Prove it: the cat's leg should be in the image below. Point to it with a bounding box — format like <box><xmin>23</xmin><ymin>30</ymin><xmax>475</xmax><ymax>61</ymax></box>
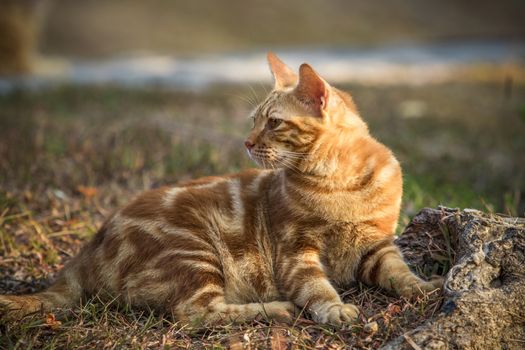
<box><xmin>164</xmin><ymin>264</ymin><xmax>295</xmax><ymax>325</ymax></box>
<box><xmin>357</xmin><ymin>239</ymin><xmax>443</xmax><ymax>297</ymax></box>
<box><xmin>277</xmin><ymin>249</ymin><xmax>359</xmax><ymax>326</ymax></box>
<box><xmin>173</xmin><ymin>282</ymin><xmax>296</xmax><ymax>325</ymax></box>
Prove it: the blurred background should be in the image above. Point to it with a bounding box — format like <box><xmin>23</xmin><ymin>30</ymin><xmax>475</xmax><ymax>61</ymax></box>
<box><xmin>0</xmin><ymin>0</ymin><xmax>524</xmax><ymax>247</ymax></box>
<box><xmin>0</xmin><ymin>2</ymin><xmax>524</xmax><ymax>346</ymax></box>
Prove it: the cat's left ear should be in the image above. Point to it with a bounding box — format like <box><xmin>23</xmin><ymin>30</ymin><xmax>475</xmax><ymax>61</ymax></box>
<box><xmin>267</xmin><ymin>52</ymin><xmax>298</xmax><ymax>90</ymax></box>
<box><xmin>294</xmin><ymin>63</ymin><xmax>336</xmax><ymax>116</ymax></box>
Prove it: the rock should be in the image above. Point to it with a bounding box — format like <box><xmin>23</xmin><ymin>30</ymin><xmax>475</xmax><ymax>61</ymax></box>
<box><xmin>383</xmin><ymin>207</ymin><xmax>525</xmax><ymax>350</ymax></box>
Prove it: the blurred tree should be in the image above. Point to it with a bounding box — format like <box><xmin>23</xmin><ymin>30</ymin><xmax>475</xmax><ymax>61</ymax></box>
<box><xmin>0</xmin><ymin>0</ymin><xmax>48</xmax><ymax>75</ymax></box>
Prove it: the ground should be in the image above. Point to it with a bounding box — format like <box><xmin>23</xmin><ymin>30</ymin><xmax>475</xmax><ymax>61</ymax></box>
<box><xmin>0</xmin><ymin>82</ymin><xmax>524</xmax><ymax>348</ymax></box>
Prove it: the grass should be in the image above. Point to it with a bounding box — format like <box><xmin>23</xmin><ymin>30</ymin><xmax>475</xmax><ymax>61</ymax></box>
<box><xmin>1</xmin><ymin>289</ymin><xmax>443</xmax><ymax>349</ymax></box>
<box><xmin>0</xmin><ymin>81</ymin><xmax>524</xmax><ymax>348</ymax></box>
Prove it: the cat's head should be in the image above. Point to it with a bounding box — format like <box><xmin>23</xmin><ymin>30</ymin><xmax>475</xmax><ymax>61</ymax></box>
<box><xmin>245</xmin><ymin>52</ymin><xmax>368</xmax><ymax>174</ymax></box>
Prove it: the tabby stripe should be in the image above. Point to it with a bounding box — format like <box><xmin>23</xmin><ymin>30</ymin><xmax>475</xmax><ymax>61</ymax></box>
<box><xmin>362</xmin><ymin>212</ymin><xmax>399</xmax><ymax>235</ymax></box>
<box><xmin>283</xmin><ymin>120</ymin><xmax>309</xmax><ymax>133</ymax></box>
<box><xmin>282</xmin><ymin>253</ymin><xmax>322</xmax><ymax>282</ymax></box>
<box><xmin>178</xmin><ymin>260</ymin><xmax>223</xmax><ymax>275</ymax></box>
<box><xmin>228</xmin><ymin>179</ymin><xmax>244</xmax><ymax>220</ymax></box>
<box><xmin>274</xmin><ymin>134</ymin><xmax>304</xmax><ymax>148</ymax></box>
<box><xmin>155</xmin><ymin>250</ymin><xmax>220</xmax><ymax>265</ymax></box>
<box><xmin>186</xmin><ymin>284</ymin><xmax>224</xmax><ymax>306</ymax></box>
<box><xmin>286</xmin><ymin>175</ymin><xmax>337</xmax><ymax>195</ymax></box>
<box><xmin>366</xmin><ymin>249</ymin><xmax>400</xmax><ymax>284</ymax></box>
<box><xmin>163</xmin><ymin>187</ymin><xmax>183</xmax><ymax>208</ymax></box>
<box><xmin>357</xmin><ymin>239</ymin><xmax>394</xmax><ymax>281</ymax></box>
<box><xmin>287</xmin><ymin>266</ymin><xmax>326</xmax><ymax>289</ymax></box>
<box><xmin>192</xmin><ymin>291</ymin><xmax>223</xmax><ymax>308</ymax></box>
<box><xmin>375</xmin><ymin>160</ymin><xmax>399</xmax><ymax>185</ymax></box>
<box><xmin>283</xmin><ymin>180</ymin><xmax>311</xmax><ymax>209</ymax></box>
<box><xmin>283</xmin><ymin>122</ymin><xmax>319</xmax><ymax>138</ymax></box>
<box><xmin>162</xmin><ymin>226</ymin><xmax>215</xmax><ymax>251</ymax></box>
<box><xmin>154</xmin><ymin>252</ymin><xmax>221</xmax><ymax>271</ymax></box>
<box><xmin>353</xmin><ymin>170</ymin><xmax>375</xmax><ymax>190</ymax></box>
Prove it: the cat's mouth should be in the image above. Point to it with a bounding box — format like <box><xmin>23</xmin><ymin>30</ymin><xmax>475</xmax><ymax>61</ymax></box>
<box><xmin>248</xmin><ymin>148</ymin><xmax>301</xmax><ymax>171</ymax></box>
<box><xmin>248</xmin><ymin>148</ymin><xmax>276</xmax><ymax>169</ymax></box>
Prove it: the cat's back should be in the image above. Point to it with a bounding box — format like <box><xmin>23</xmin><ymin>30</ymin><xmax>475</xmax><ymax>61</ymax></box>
<box><xmin>120</xmin><ymin>168</ymin><xmax>270</xmax><ymax>225</ymax></box>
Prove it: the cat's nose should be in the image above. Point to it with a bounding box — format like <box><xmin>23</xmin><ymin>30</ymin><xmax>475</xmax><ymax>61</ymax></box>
<box><xmin>244</xmin><ymin>140</ymin><xmax>254</xmax><ymax>150</ymax></box>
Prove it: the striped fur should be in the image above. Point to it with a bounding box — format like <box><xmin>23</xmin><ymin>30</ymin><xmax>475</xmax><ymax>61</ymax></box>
<box><xmin>0</xmin><ymin>53</ymin><xmax>442</xmax><ymax>326</ymax></box>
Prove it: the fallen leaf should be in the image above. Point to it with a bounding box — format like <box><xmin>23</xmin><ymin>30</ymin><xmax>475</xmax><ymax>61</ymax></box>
<box><xmin>45</xmin><ymin>313</ymin><xmax>62</xmax><ymax>329</ymax></box>
<box><xmin>386</xmin><ymin>303</ymin><xmax>402</xmax><ymax>316</ymax></box>
<box><xmin>77</xmin><ymin>186</ymin><xmax>98</xmax><ymax>198</ymax></box>
<box><xmin>271</xmin><ymin>328</ymin><xmax>288</xmax><ymax>350</ymax></box>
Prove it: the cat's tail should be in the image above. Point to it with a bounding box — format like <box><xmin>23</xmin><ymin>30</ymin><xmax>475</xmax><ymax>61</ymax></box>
<box><xmin>0</xmin><ymin>269</ymin><xmax>83</xmax><ymax>320</ymax></box>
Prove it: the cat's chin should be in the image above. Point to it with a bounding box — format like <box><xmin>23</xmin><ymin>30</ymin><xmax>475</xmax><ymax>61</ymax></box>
<box><xmin>247</xmin><ymin>152</ymin><xmax>279</xmax><ymax>170</ymax></box>
<box><xmin>252</xmin><ymin>158</ymin><xmax>274</xmax><ymax>169</ymax></box>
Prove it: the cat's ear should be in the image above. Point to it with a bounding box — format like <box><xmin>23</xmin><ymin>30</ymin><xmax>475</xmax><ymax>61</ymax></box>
<box><xmin>294</xmin><ymin>63</ymin><xmax>333</xmax><ymax>115</ymax></box>
<box><xmin>267</xmin><ymin>52</ymin><xmax>297</xmax><ymax>90</ymax></box>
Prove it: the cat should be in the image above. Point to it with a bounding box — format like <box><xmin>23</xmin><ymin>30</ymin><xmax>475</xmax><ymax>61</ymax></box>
<box><xmin>0</xmin><ymin>52</ymin><xmax>442</xmax><ymax>326</ymax></box>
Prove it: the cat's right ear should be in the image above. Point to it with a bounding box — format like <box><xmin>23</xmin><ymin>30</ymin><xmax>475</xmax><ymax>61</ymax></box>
<box><xmin>267</xmin><ymin>52</ymin><xmax>298</xmax><ymax>90</ymax></box>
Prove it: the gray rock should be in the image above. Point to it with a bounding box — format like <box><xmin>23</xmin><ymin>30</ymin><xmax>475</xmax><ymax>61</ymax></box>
<box><xmin>383</xmin><ymin>207</ymin><xmax>525</xmax><ymax>350</ymax></box>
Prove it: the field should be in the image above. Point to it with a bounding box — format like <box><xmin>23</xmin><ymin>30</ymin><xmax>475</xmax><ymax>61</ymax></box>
<box><xmin>0</xmin><ymin>81</ymin><xmax>524</xmax><ymax>348</ymax></box>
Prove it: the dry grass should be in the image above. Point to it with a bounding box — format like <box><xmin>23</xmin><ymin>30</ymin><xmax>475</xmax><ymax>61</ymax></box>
<box><xmin>0</xmin><ymin>82</ymin><xmax>523</xmax><ymax>348</ymax></box>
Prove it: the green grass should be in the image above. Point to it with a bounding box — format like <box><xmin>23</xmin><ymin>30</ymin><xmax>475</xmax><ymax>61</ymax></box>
<box><xmin>0</xmin><ymin>82</ymin><xmax>524</xmax><ymax>348</ymax></box>
<box><xmin>1</xmin><ymin>83</ymin><xmax>523</xmax><ymax>215</ymax></box>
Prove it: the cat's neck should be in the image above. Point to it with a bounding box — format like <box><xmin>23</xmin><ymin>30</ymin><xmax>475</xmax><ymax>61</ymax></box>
<box><xmin>295</xmin><ymin>126</ymin><xmax>383</xmax><ymax>186</ymax></box>
<box><xmin>280</xmin><ymin>127</ymin><xmax>400</xmax><ymax>224</ymax></box>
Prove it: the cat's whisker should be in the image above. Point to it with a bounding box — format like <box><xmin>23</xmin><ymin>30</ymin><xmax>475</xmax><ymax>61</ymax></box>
<box><xmin>276</xmin><ymin>149</ymin><xmax>308</xmax><ymax>154</ymax></box>
<box><xmin>258</xmin><ymin>81</ymin><xmax>270</xmax><ymax>96</ymax></box>
<box><xmin>247</xmin><ymin>84</ymin><xmax>261</xmax><ymax>106</ymax></box>
<box><xmin>273</xmin><ymin>156</ymin><xmax>302</xmax><ymax>175</ymax></box>
<box><xmin>277</xmin><ymin>153</ymin><xmax>306</xmax><ymax>158</ymax></box>
<box><xmin>278</xmin><ymin>154</ymin><xmax>307</xmax><ymax>161</ymax></box>
<box><xmin>231</xmin><ymin>93</ymin><xmax>257</xmax><ymax>108</ymax></box>
<box><xmin>276</xmin><ymin>150</ymin><xmax>309</xmax><ymax>157</ymax></box>
<box><xmin>276</xmin><ymin>151</ymin><xmax>309</xmax><ymax>163</ymax></box>
<box><xmin>234</xmin><ymin>95</ymin><xmax>257</xmax><ymax>108</ymax></box>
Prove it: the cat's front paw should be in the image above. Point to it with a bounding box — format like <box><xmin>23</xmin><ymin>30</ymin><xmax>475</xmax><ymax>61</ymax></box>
<box><xmin>398</xmin><ymin>276</ymin><xmax>444</xmax><ymax>298</ymax></box>
<box><xmin>312</xmin><ymin>302</ymin><xmax>359</xmax><ymax>326</ymax></box>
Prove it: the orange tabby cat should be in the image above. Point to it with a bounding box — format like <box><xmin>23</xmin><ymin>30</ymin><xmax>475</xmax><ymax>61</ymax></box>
<box><xmin>0</xmin><ymin>53</ymin><xmax>441</xmax><ymax>326</ymax></box>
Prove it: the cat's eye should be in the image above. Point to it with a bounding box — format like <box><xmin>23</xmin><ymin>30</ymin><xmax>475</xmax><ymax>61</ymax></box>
<box><xmin>267</xmin><ymin>118</ymin><xmax>282</xmax><ymax>130</ymax></box>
